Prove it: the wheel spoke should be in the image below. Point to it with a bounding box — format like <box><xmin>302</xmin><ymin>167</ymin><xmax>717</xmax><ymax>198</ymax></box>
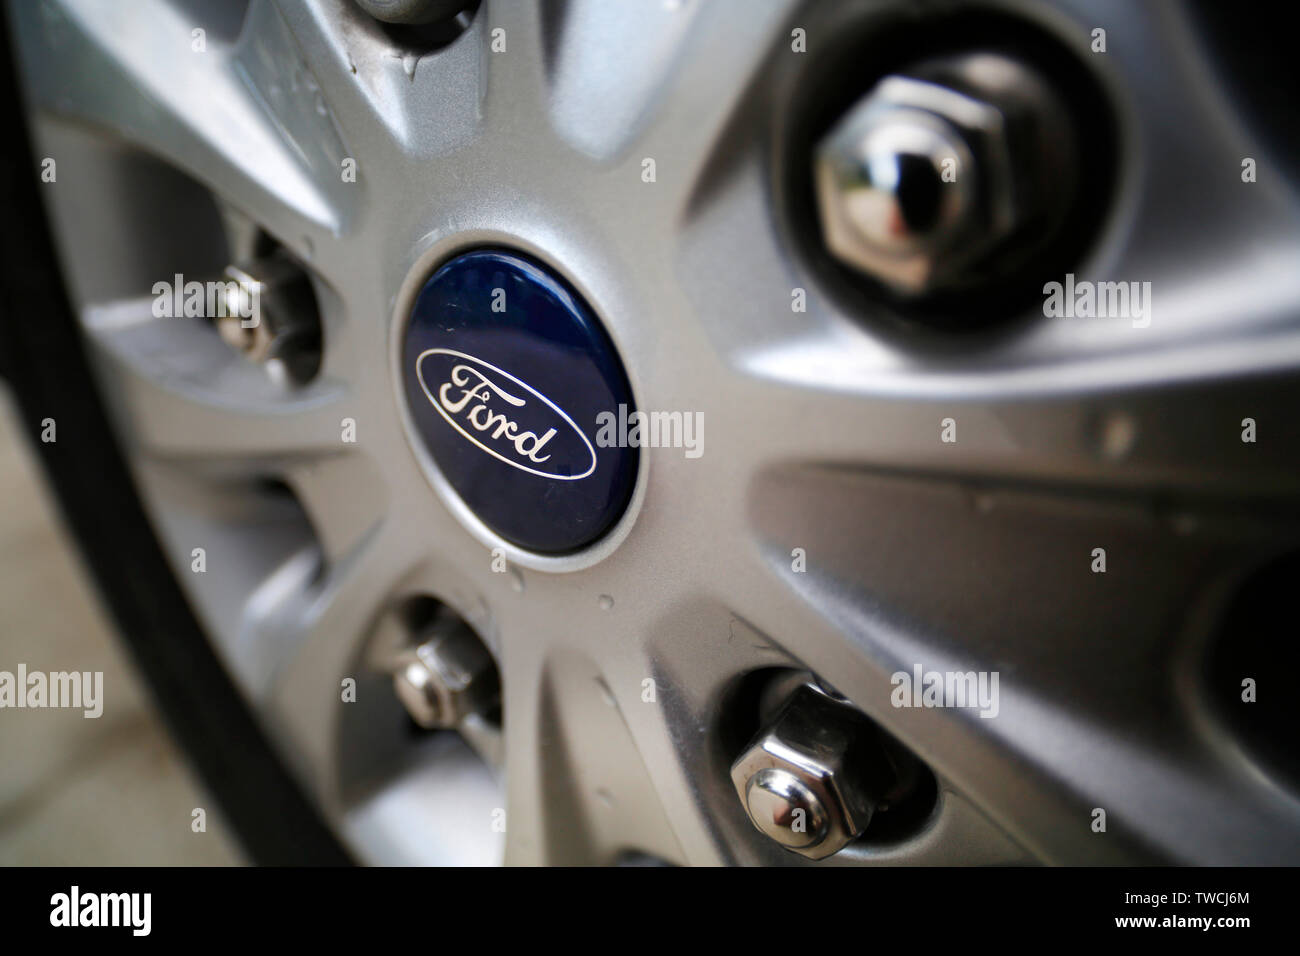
<box><xmin>12</xmin><ymin>0</ymin><xmax>345</xmax><ymax>241</ymax></box>
<box><xmin>725</xmin><ymin>347</ymin><xmax>1300</xmax><ymax>498</ymax></box>
<box><xmin>261</xmin><ymin>516</ymin><xmax>424</xmax><ymax>807</ymax></box>
<box><xmin>81</xmin><ymin>298</ymin><xmax>357</xmax><ymax>472</ymax></box>
<box><xmin>276</xmin><ymin>0</ymin><xmax>488</xmax><ymax>160</ymax></box>
<box><xmin>493</xmin><ymin>612</ymin><xmax>724</xmax><ymax>866</ymax></box>
<box><xmin>630</xmin><ymin>0</ymin><xmax>801</xmax><ymax>219</ymax></box>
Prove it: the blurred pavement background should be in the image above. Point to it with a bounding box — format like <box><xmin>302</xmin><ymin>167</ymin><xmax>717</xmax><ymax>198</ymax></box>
<box><xmin>0</xmin><ymin>386</ymin><xmax>242</xmax><ymax>864</ymax></box>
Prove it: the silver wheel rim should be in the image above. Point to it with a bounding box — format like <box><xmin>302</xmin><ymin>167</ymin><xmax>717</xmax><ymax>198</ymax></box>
<box><xmin>11</xmin><ymin>0</ymin><xmax>1300</xmax><ymax>865</ymax></box>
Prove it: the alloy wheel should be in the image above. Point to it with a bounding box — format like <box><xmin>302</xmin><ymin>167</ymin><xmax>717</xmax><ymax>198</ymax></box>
<box><xmin>8</xmin><ymin>0</ymin><xmax>1300</xmax><ymax>865</ymax></box>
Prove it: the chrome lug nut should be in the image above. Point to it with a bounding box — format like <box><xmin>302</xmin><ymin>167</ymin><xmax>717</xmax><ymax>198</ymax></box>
<box><xmin>730</xmin><ymin>681</ymin><xmax>887</xmax><ymax>860</ymax></box>
<box><xmin>814</xmin><ymin>52</ymin><xmax>1078</xmax><ymax>297</ymax></box>
<box><xmin>215</xmin><ymin>253</ymin><xmax>321</xmax><ymax>384</ymax></box>
<box><xmin>214</xmin><ymin>264</ymin><xmax>275</xmax><ymax>362</ymax></box>
<box><xmin>744</xmin><ymin>767</ymin><xmax>829</xmax><ymax>850</ymax></box>
<box><xmin>392</xmin><ymin>614</ymin><xmax>499</xmax><ymax>729</ymax></box>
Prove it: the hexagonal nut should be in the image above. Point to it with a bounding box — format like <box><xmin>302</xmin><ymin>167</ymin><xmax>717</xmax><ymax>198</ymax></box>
<box><xmin>813</xmin><ymin>53</ymin><xmax>1075</xmax><ymax>296</ymax></box>
<box><xmin>217</xmin><ymin>256</ymin><xmax>320</xmax><ymax>373</ymax></box>
<box><xmin>216</xmin><ymin>265</ymin><xmax>274</xmax><ymax>361</ymax></box>
<box><xmin>392</xmin><ymin>624</ymin><xmax>498</xmax><ymax>729</ymax></box>
<box><xmin>730</xmin><ymin>683</ymin><xmax>882</xmax><ymax>860</ymax></box>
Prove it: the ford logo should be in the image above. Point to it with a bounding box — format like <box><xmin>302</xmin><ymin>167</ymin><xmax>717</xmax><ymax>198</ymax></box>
<box><xmin>401</xmin><ymin>249</ymin><xmax>637</xmax><ymax>554</ymax></box>
<box><xmin>414</xmin><ymin>348</ymin><xmax>597</xmax><ymax>480</ymax></box>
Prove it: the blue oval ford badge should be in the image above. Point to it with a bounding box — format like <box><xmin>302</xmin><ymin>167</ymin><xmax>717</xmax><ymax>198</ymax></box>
<box><xmin>401</xmin><ymin>249</ymin><xmax>637</xmax><ymax>554</ymax></box>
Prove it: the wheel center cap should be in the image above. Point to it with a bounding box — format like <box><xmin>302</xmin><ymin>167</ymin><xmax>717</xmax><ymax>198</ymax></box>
<box><xmin>401</xmin><ymin>249</ymin><xmax>637</xmax><ymax>554</ymax></box>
